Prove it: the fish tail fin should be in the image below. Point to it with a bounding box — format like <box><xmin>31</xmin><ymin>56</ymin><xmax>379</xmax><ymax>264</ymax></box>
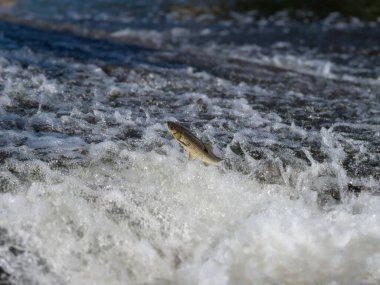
<box><xmin>205</xmin><ymin>143</ymin><xmax>223</xmax><ymax>163</ymax></box>
<box><xmin>204</xmin><ymin>143</ymin><xmax>212</xmax><ymax>154</ymax></box>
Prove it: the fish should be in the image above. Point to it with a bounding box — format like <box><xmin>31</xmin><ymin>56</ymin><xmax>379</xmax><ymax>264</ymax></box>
<box><xmin>167</xmin><ymin>121</ymin><xmax>223</xmax><ymax>165</ymax></box>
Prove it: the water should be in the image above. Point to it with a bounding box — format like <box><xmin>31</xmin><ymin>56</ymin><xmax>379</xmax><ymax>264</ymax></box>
<box><xmin>0</xmin><ymin>1</ymin><xmax>380</xmax><ymax>284</ymax></box>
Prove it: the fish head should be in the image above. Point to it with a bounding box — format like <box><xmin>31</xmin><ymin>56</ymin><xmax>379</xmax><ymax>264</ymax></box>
<box><xmin>167</xmin><ymin>121</ymin><xmax>182</xmax><ymax>139</ymax></box>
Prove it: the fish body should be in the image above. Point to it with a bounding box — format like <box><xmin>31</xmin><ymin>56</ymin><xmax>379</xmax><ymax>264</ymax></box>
<box><xmin>167</xmin><ymin>121</ymin><xmax>222</xmax><ymax>165</ymax></box>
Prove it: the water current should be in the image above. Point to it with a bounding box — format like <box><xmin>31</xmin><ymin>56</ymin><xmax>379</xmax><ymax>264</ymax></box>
<box><xmin>0</xmin><ymin>1</ymin><xmax>379</xmax><ymax>284</ymax></box>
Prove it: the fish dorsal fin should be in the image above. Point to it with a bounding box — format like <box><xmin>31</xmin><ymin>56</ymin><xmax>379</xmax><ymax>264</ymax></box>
<box><xmin>204</xmin><ymin>143</ymin><xmax>213</xmax><ymax>154</ymax></box>
<box><xmin>188</xmin><ymin>152</ymin><xmax>194</xmax><ymax>160</ymax></box>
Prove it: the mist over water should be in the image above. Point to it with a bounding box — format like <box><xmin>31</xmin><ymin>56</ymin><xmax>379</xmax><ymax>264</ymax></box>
<box><xmin>0</xmin><ymin>1</ymin><xmax>380</xmax><ymax>284</ymax></box>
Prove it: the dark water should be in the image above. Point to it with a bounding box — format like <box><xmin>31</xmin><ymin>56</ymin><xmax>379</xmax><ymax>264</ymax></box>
<box><xmin>0</xmin><ymin>1</ymin><xmax>379</xmax><ymax>284</ymax></box>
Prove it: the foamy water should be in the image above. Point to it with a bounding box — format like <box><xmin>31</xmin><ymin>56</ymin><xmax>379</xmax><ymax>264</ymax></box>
<box><xmin>0</xmin><ymin>2</ymin><xmax>380</xmax><ymax>284</ymax></box>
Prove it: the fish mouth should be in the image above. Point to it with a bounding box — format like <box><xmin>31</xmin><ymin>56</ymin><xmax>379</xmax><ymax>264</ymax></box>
<box><xmin>167</xmin><ymin>121</ymin><xmax>182</xmax><ymax>139</ymax></box>
<box><xmin>167</xmin><ymin>121</ymin><xmax>178</xmax><ymax>132</ymax></box>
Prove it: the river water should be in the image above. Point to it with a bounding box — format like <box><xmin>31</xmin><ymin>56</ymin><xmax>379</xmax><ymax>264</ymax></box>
<box><xmin>0</xmin><ymin>1</ymin><xmax>380</xmax><ymax>284</ymax></box>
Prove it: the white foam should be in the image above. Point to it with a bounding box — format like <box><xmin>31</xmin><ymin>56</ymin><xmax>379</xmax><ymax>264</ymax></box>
<box><xmin>111</xmin><ymin>28</ymin><xmax>163</xmax><ymax>47</ymax></box>
<box><xmin>1</xmin><ymin>146</ymin><xmax>379</xmax><ymax>284</ymax></box>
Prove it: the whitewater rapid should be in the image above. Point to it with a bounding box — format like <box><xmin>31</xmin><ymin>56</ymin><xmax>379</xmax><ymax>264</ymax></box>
<box><xmin>1</xmin><ymin>141</ymin><xmax>380</xmax><ymax>284</ymax></box>
<box><xmin>1</xmin><ymin>2</ymin><xmax>380</xmax><ymax>284</ymax></box>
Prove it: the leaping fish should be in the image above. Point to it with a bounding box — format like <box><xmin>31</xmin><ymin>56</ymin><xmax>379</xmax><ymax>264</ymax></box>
<box><xmin>167</xmin><ymin>121</ymin><xmax>223</xmax><ymax>165</ymax></box>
